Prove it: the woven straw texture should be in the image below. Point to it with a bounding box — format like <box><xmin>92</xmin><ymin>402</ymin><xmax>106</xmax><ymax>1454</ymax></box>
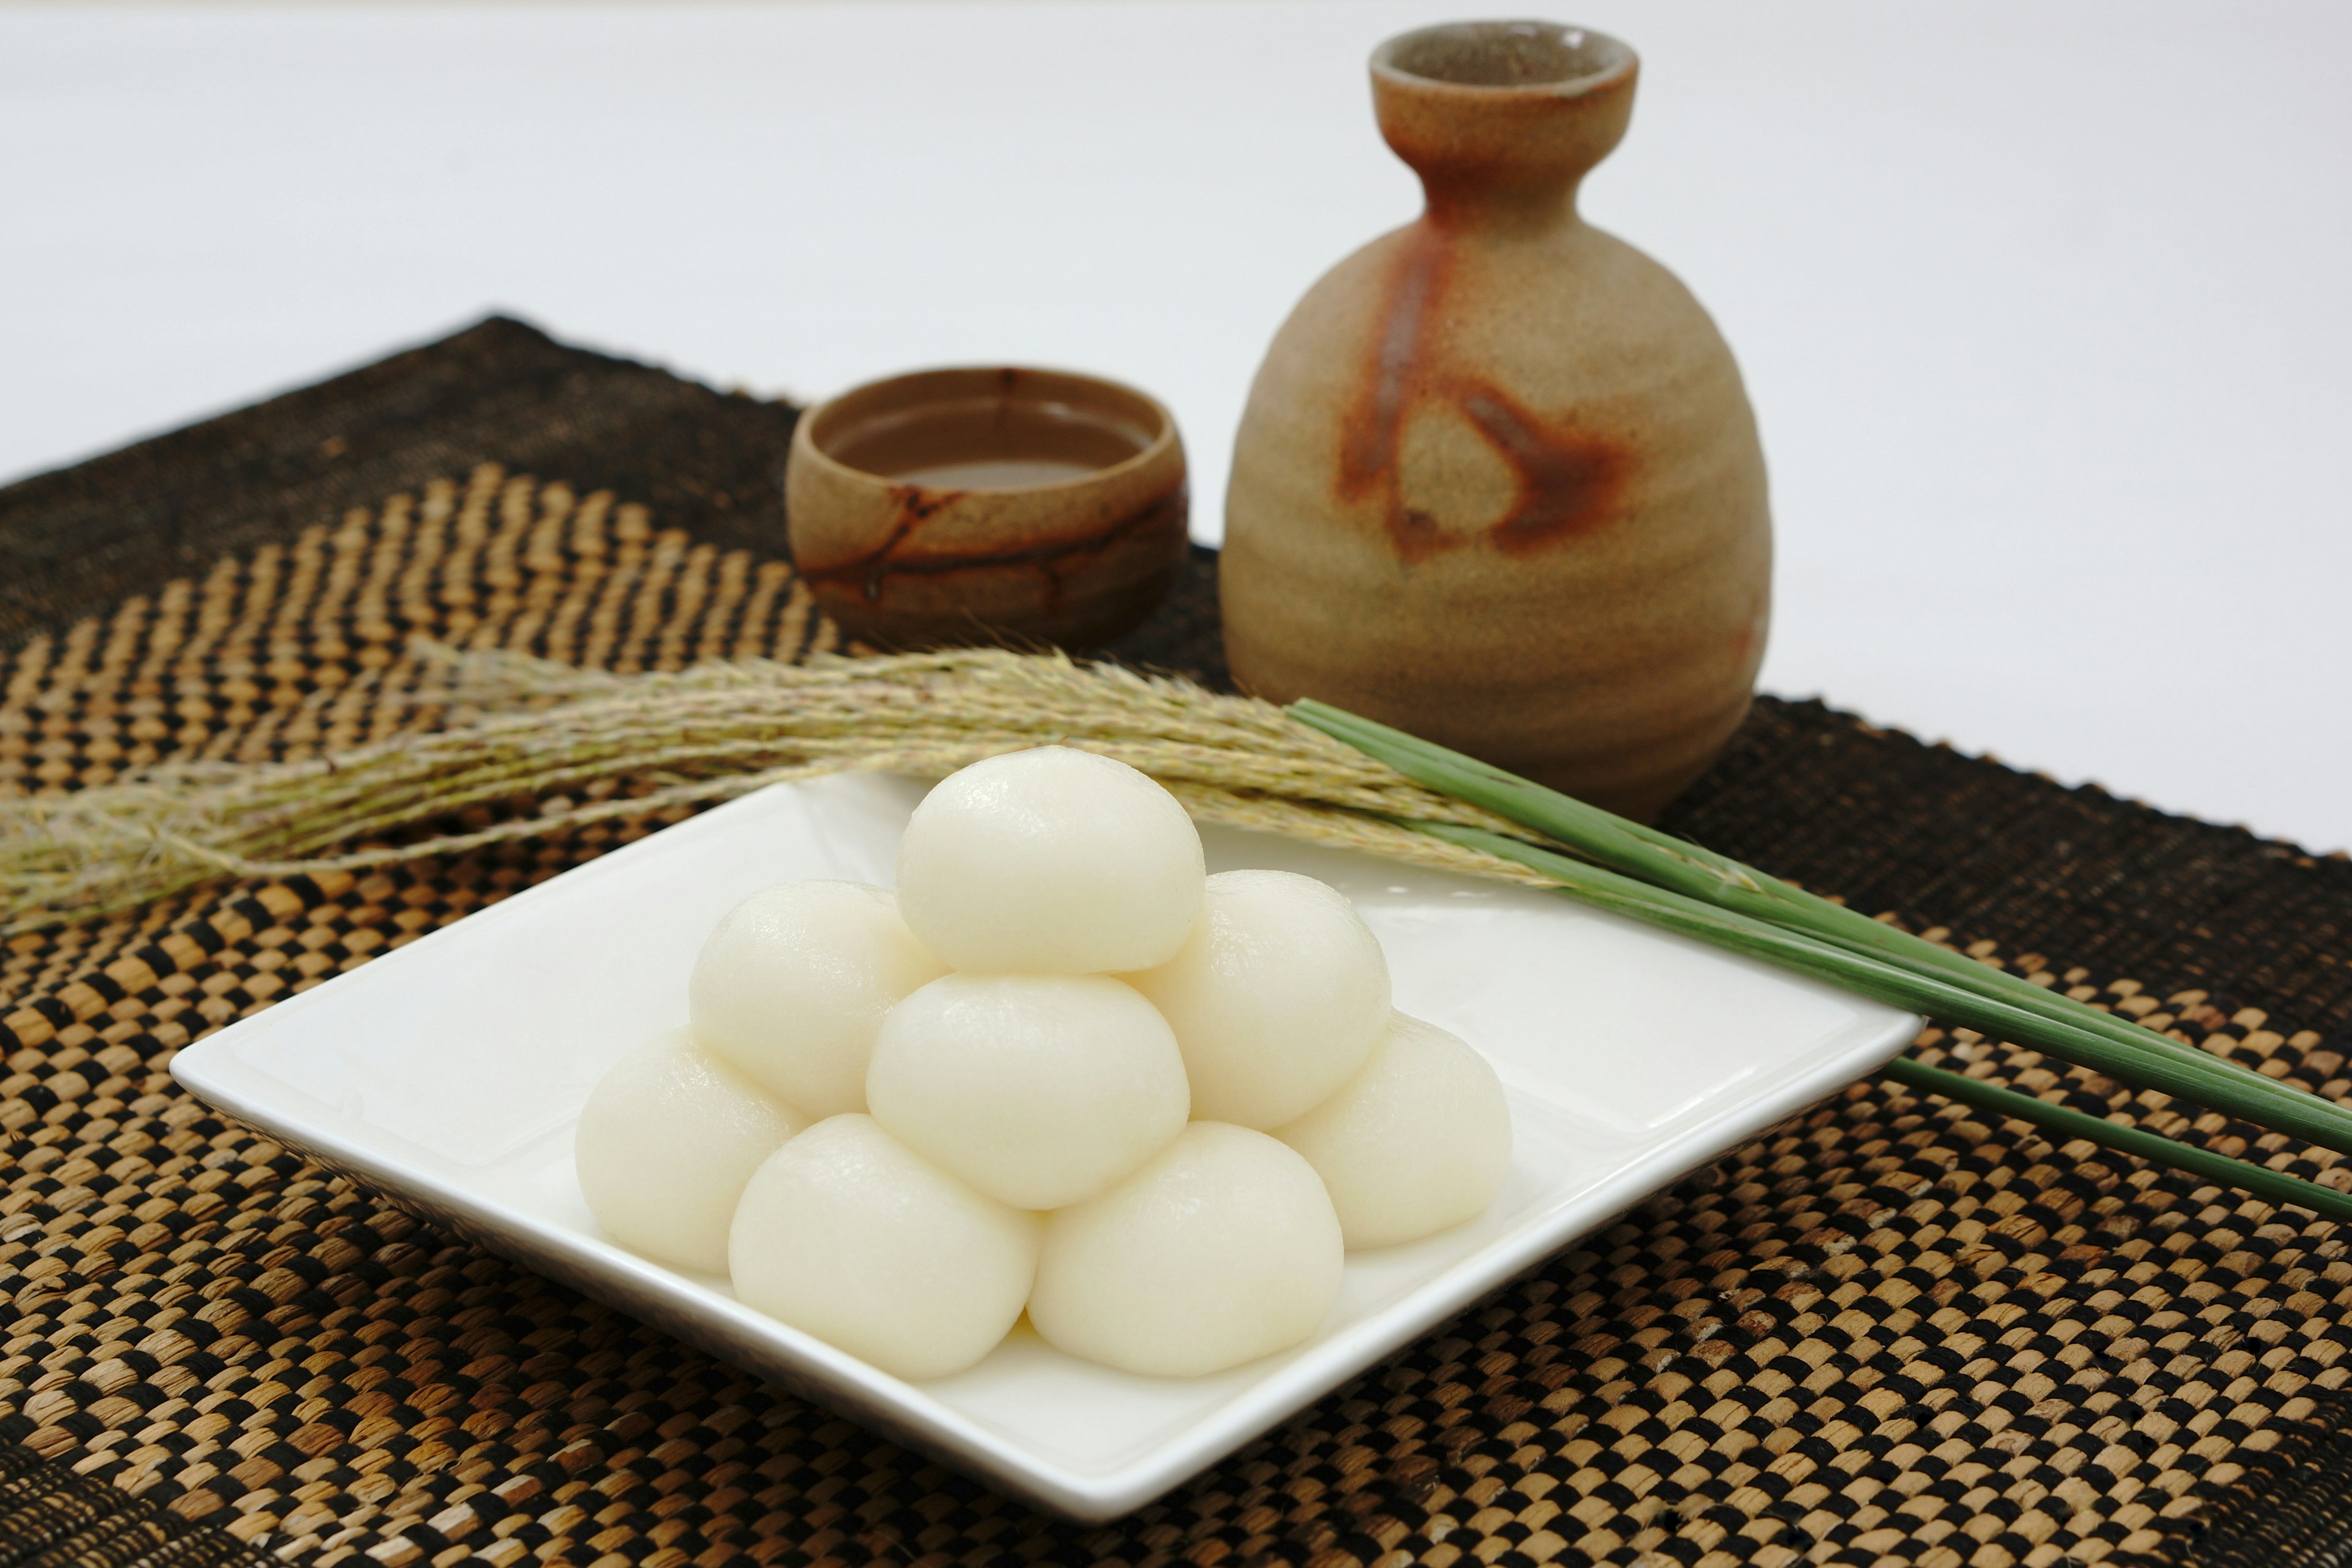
<box><xmin>3</xmin><ymin>318</ymin><xmax>2349</xmax><ymax>1568</ymax></box>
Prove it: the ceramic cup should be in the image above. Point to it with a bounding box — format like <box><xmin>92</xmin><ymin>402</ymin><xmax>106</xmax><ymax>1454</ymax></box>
<box><xmin>786</xmin><ymin>366</ymin><xmax>1189</xmax><ymax>650</ymax></box>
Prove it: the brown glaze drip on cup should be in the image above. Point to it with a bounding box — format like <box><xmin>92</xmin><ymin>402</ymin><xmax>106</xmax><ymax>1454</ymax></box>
<box><xmin>788</xmin><ymin>368</ymin><xmax>1189</xmax><ymax>651</ymax></box>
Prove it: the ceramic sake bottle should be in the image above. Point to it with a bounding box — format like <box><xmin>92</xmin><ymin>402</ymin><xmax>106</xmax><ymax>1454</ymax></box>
<box><xmin>1221</xmin><ymin>21</ymin><xmax>1770</xmax><ymax>821</ymax></box>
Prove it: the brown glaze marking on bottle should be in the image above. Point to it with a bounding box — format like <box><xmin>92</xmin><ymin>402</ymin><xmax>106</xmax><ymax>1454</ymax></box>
<box><xmin>1339</xmin><ymin>224</ymin><xmax>1626</xmax><ymax>563</ymax></box>
<box><xmin>1222</xmin><ymin>22</ymin><xmax>1771</xmax><ymax>821</ymax></box>
<box><xmin>1336</xmin><ymin>225</ymin><xmax>1451</xmax><ymax>514</ymax></box>
<box><xmin>1455</xmin><ymin>384</ymin><xmax>1624</xmax><ymax>555</ymax></box>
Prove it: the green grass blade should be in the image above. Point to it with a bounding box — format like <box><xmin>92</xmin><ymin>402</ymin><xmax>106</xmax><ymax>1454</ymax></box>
<box><xmin>1292</xmin><ymin>699</ymin><xmax>2352</xmax><ymax>1153</ymax></box>
<box><xmin>1882</xmin><ymin>1057</ymin><xmax>2352</xmax><ymax>1224</ymax></box>
<box><xmin>1411</xmin><ymin>820</ymin><xmax>2352</xmax><ymax>1157</ymax></box>
<box><xmin>1299</xmin><ymin>699</ymin><xmax>2217</xmax><ymax>1049</ymax></box>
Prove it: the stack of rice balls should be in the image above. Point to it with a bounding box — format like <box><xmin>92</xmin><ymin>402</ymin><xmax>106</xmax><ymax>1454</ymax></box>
<box><xmin>575</xmin><ymin>747</ymin><xmax>1512</xmax><ymax>1381</ymax></box>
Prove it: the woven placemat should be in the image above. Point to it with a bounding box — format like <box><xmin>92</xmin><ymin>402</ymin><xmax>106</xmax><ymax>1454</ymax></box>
<box><xmin>3</xmin><ymin>317</ymin><xmax>2349</xmax><ymax>1568</ymax></box>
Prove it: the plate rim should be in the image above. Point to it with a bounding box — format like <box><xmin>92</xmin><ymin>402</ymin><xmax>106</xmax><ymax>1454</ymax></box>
<box><xmin>170</xmin><ymin>777</ymin><xmax>1923</xmax><ymax>1522</ymax></box>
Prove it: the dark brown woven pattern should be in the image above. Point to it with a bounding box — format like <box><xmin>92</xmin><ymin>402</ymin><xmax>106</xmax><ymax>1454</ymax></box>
<box><xmin>1658</xmin><ymin>712</ymin><xmax>2352</xmax><ymax>1039</ymax></box>
<box><xmin>2173</xmin><ymin>1391</ymin><xmax>2352</xmax><ymax>1567</ymax></box>
<box><xmin>0</xmin><ymin>1431</ymin><xmax>272</xmax><ymax>1568</ymax></box>
<box><xmin>3</xmin><ymin>318</ymin><xmax>2350</xmax><ymax>1568</ymax></box>
<box><xmin>0</xmin><ymin>318</ymin><xmax>813</xmax><ymax>654</ymax></box>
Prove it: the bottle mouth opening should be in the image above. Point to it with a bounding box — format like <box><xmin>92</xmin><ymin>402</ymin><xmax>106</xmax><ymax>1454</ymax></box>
<box><xmin>1374</xmin><ymin>20</ymin><xmax>1634</xmax><ymax>92</ymax></box>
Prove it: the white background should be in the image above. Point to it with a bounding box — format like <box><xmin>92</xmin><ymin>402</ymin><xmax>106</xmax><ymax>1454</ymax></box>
<box><xmin>5</xmin><ymin>1</ymin><xmax>2348</xmax><ymax>850</ymax></box>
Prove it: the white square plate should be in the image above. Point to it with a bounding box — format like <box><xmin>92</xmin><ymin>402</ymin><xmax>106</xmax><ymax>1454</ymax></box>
<box><xmin>173</xmin><ymin>773</ymin><xmax>1919</xmax><ymax>1521</ymax></box>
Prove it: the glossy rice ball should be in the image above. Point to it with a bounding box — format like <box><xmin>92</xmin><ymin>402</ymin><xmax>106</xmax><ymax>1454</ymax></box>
<box><xmin>1125</xmin><ymin>869</ymin><xmax>1391</xmax><ymax>1128</ymax></box>
<box><xmin>690</xmin><ymin>881</ymin><xmax>948</xmax><ymax>1119</ymax></box>
<box><xmin>1274</xmin><ymin>1012</ymin><xmax>1512</xmax><ymax>1248</ymax></box>
<box><xmin>1027</xmin><ymin>1122</ymin><xmax>1343</xmax><ymax>1377</ymax></box>
<box><xmin>894</xmin><ymin>747</ymin><xmax>1205</xmax><ymax>974</ymax></box>
<box><xmin>575</xmin><ymin>1027</ymin><xmax>805</xmax><ymax>1274</ymax></box>
<box><xmin>867</xmin><ymin>974</ymin><xmax>1189</xmax><ymax>1210</ymax></box>
<box><xmin>729</xmin><ymin>1115</ymin><xmax>1040</xmax><ymax>1381</ymax></box>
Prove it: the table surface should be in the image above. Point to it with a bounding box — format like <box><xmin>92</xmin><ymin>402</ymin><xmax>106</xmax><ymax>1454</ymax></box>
<box><xmin>6</xmin><ymin>0</ymin><xmax>2348</xmax><ymax>852</ymax></box>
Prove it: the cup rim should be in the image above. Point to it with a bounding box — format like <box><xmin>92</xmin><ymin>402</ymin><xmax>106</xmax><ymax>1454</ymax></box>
<box><xmin>793</xmin><ymin>365</ymin><xmax>1182</xmax><ymax>496</ymax></box>
<box><xmin>1371</xmin><ymin>20</ymin><xmax>1636</xmax><ymax>99</ymax></box>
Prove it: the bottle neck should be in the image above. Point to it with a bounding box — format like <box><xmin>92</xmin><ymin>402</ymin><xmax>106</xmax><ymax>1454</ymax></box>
<box><xmin>1419</xmin><ymin>171</ymin><xmax>1582</xmax><ymax>240</ymax></box>
<box><xmin>1370</xmin><ymin>29</ymin><xmax>1637</xmax><ymax>246</ymax></box>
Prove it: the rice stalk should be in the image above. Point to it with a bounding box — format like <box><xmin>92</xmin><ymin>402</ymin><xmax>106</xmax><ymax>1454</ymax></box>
<box><xmin>8</xmin><ymin>640</ymin><xmax>2340</xmax><ymax>1221</ymax></box>
<box><xmin>0</xmin><ymin>643</ymin><xmax>1554</xmax><ymax>934</ymax></box>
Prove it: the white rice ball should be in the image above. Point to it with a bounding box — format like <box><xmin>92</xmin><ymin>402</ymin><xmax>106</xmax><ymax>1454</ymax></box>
<box><xmin>1274</xmin><ymin>1012</ymin><xmax>1513</xmax><ymax>1249</ymax></box>
<box><xmin>867</xmin><ymin>974</ymin><xmax>1189</xmax><ymax>1210</ymax></box>
<box><xmin>1124</xmin><ymin>869</ymin><xmax>1391</xmax><ymax>1129</ymax></box>
<box><xmin>729</xmin><ymin>1115</ymin><xmax>1040</xmax><ymax>1381</ymax></box>
<box><xmin>1027</xmin><ymin>1122</ymin><xmax>1343</xmax><ymax>1377</ymax></box>
<box><xmin>690</xmin><ymin>881</ymin><xmax>948</xmax><ymax>1119</ymax></box>
<box><xmin>894</xmin><ymin>747</ymin><xmax>1205</xmax><ymax>974</ymax></box>
<box><xmin>575</xmin><ymin>1027</ymin><xmax>805</xmax><ymax>1274</ymax></box>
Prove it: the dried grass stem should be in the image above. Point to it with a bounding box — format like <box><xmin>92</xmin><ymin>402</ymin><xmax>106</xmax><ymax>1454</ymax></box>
<box><xmin>2</xmin><ymin>644</ymin><xmax>1557</xmax><ymax>933</ymax></box>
